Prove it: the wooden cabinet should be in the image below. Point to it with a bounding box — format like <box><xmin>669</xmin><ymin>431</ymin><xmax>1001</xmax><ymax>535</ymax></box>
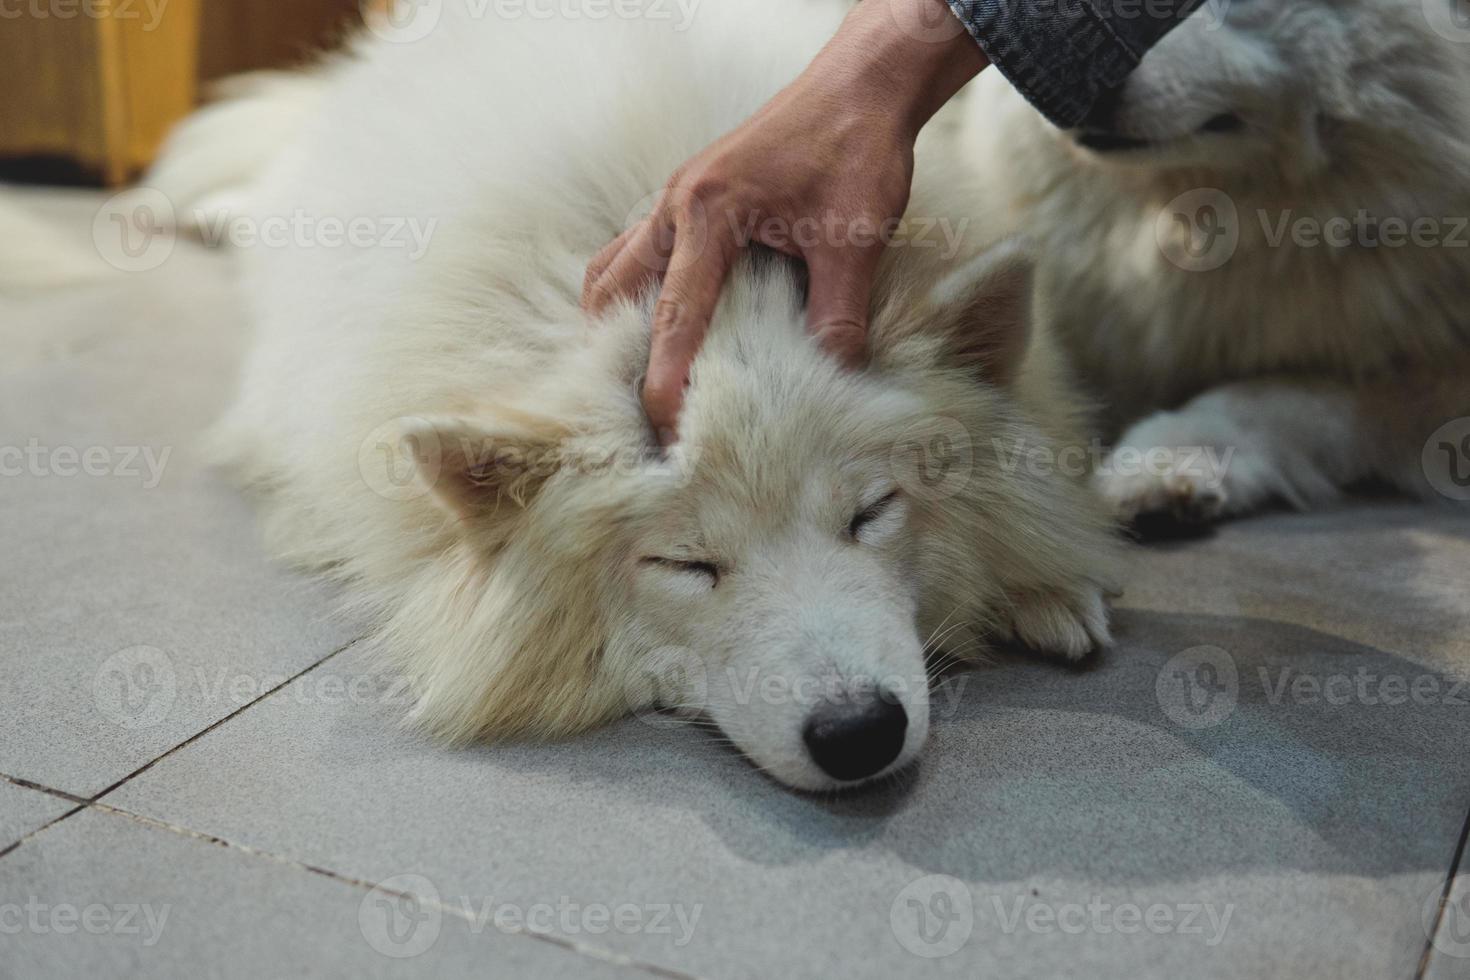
<box><xmin>0</xmin><ymin>0</ymin><xmax>365</xmax><ymax>185</ymax></box>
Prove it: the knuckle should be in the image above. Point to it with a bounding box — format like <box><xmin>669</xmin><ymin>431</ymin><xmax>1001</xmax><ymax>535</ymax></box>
<box><xmin>652</xmin><ymin>296</ymin><xmax>697</xmax><ymax>334</ymax></box>
<box><xmin>815</xmin><ymin>319</ymin><xmax>869</xmax><ymax>360</ymax></box>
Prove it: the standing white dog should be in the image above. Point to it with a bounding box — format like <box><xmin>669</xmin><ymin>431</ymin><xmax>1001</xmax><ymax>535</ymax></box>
<box><xmin>149</xmin><ymin>0</ymin><xmax>1121</xmax><ymax>790</ymax></box>
<box><xmin>966</xmin><ymin>0</ymin><xmax>1470</xmax><ymax>522</ymax></box>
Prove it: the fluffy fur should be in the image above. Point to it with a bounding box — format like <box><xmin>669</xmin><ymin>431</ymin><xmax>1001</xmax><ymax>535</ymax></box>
<box><xmin>150</xmin><ymin>0</ymin><xmax>1121</xmax><ymax>790</ymax></box>
<box><xmin>964</xmin><ymin>0</ymin><xmax>1470</xmax><ymax>521</ymax></box>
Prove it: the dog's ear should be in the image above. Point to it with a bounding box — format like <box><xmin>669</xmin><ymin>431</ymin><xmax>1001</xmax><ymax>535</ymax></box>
<box><xmin>926</xmin><ymin>238</ymin><xmax>1035</xmax><ymax>386</ymax></box>
<box><xmin>399</xmin><ymin>411</ymin><xmax>569</xmax><ymax>522</ymax></box>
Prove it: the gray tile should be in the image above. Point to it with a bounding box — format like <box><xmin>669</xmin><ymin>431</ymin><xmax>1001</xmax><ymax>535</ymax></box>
<box><xmin>106</xmin><ymin>503</ymin><xmax>1470</xmax><ymax>980</ymax></box>
<box><xmin>1425</xmin><ymin>836</ymin><xmax>1470</xmax><ymax>980</ymax></box>
<box><xmin>0</xmin><ymin>212</ymin><xmax>361</xmax><ymax>796</ymax></box>
<box><xmin>0</xmin><ymin>782</ymin><xmax>74</xmax><ymax>852</ymax></box>
<box><xmin>0</xmin><ymin>806</ymin><xmax>652</xmax><ymax>979</ymax></box>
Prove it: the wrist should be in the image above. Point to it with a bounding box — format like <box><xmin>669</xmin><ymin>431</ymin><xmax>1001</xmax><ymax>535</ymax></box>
<box><xmin>820</xmin><ymin>0</ymin><xmax>989</xmax><ymax>140</ymax></box>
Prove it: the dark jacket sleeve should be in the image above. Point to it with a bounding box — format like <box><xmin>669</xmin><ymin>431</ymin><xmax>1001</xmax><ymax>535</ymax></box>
<box><xmin>944</xmin><ymin>0</ymin><xmax>1207</xmax><ymax>128</ymax></box>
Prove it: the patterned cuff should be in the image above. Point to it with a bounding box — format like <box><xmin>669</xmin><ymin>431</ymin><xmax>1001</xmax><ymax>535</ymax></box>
<box><xmin>943</xmin><ymin>0</ymin><xmax>1144</xmax><ymax>128</ymax></box>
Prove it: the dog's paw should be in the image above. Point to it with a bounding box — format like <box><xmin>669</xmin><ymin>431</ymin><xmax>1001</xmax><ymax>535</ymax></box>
<box><xmin>1007</xmin><ymin>586</ymin><xmax>1112</xmax><ymax>661</ymax></box>
<box><xmin>1094</xmin><ymin>449</ymin><xmax>1229</xmax><ymax>525</ymax></box>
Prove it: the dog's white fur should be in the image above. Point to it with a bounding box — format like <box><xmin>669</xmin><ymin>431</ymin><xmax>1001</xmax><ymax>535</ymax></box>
<box><xmin>965</xmin><ymin>0</ymin><xmax>1470</xmax><ymax>521</ymax></box>
<box><xmin>151</xmin><ymin>0</ymin><xmax>1120</xmax><ymax>790</ymax></box>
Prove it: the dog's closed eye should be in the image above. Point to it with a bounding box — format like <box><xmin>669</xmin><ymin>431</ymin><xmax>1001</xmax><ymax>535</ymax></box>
<box><xmin>848</xmin><ymin>490</ymin><xmax>901</xmax><ymax>542</ymax></box>
<box><xmin>640</xmin><ymin>556</ymin><xmax>720</xmax><ymax>587</ymax></box>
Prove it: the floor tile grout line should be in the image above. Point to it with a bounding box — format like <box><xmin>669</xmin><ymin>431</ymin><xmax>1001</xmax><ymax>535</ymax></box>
<box><xmin>0</xmin><ymin>638</ymin><xmax>365</xmax><ymax>866</ymax></box>
<box><xmin>1416</xmin><ymin>797</ymin><xmax>1470</xmax><ymax>979</ymax></box>
<box><xmin>86</xmin><ymin>635</ymin><xmax>366</xmax><ymax>806</ymax></box>
<box><xmin>0</xmin><ymin>642</ymin><xmax>698</xmax><ymax>979</ymax></box>
<box><xmin>0</xmin><ymin>772</ymin><xmax>91</xmax><ymax>806</ymax></box>
<box><xmin>75</xmin><ymin>800</ymin><xmax>705</xmax><ymax>980</ymax></box>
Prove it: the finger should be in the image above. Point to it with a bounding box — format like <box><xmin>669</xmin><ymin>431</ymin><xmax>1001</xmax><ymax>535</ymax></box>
<box><xmin>583</xmin><ymin>221</ymin><xmax>665</xmax><ymax>317</ymax></box>
<box><xmin>642</xmin><ymin>230</ymin><xmax>735</xmax><ymax>442</ymax></box>
<box><xmin>804</xmin><ymin>245</ymin><xmax>881</xmax><ymax>370</ymax></box>
<box><xmin>581</xmin><ymin>224</ymin><xmax>639</xmax><ymax>312</ymax></box>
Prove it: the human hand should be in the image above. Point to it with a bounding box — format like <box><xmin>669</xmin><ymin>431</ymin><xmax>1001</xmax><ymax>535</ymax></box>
<box><xmin>581</xmin><ymin>0</ymin><xmax>987</xmax><ymax>441</ymax></box>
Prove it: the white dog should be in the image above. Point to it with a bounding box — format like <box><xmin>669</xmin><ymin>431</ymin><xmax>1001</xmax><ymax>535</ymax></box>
<box><xmin>965</xmin><ymin>0</ymin><xmax>1470</xmax><ymax>522</ymax></box>
<box><xmin>149</xmin><ymin>0</ymin><xmax>1120</xmax><ymax>790</ymax></box>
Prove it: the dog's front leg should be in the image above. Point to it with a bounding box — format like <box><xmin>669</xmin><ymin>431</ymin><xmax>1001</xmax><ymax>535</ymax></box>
<box><xmin>1092</xmin><ymin>371</ymin><xmax>1470</xmax><ymax>524</ymax></box>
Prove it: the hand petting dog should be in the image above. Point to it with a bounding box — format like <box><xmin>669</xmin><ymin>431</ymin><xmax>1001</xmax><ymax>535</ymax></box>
<box><xmin>581</xmin><ymin>0</ymin><xmax>987</xmax><ymax>442</ymax></box>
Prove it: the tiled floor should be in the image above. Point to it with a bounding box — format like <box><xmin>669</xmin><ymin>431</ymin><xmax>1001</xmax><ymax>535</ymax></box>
<box><xmin>3</xmin><ymin>188</ymin><xmax>1469</xmax><ymax>979</ymax></box>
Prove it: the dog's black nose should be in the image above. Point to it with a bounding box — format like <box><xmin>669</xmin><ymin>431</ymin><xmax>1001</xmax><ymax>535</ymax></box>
<box><xmin>802</xmin><ymin>690</ymin><xmax>908</xmax><ymax>782</ymax></box>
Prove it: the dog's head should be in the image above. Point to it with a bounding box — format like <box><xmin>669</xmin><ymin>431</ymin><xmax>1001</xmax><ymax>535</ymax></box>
<box><xmin>383</xmin><ymin>242</ymin><xmax>1112</xmax><ymax>792</ymax></box>
<box><xmin>1064</xmin><ymin>0</ymin><xmax>1470</xmax><ymax>180</ymax></box>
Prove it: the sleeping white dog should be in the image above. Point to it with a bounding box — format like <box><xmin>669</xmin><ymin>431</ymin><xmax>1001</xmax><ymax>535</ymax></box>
<box><xmin>148</xmin><ymin>0</ymin><xmax>1120</xmax><ymax>790</ymax></box>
